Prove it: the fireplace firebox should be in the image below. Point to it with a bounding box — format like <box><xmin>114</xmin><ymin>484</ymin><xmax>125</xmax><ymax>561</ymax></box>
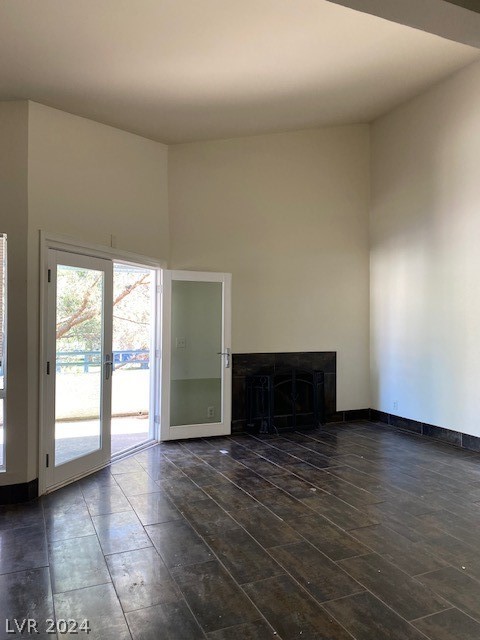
<box><xmin>246</xmin><ymin>368</ymin><xmax>325</xmax><ymax>434</ymax></box>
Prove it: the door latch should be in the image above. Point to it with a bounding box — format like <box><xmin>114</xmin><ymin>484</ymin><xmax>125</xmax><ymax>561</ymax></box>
<box><xmin>104</xmin><ymin>355</ymin><xmax>114</xmax><ymax>380</ymax></box>
<box><xmin>217</xmin><ymin>348</ymin><xmax>231</xmax><ymax>368</ymax></box>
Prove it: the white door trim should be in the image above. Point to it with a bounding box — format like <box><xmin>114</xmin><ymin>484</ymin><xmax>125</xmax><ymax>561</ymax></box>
<box><xmin>40</xmin><ymin>231</ymin><xmax>167</xmax><ymax>269</ymax></box>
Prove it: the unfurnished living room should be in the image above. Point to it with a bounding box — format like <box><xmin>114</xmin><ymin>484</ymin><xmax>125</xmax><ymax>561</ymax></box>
<box><xmin>2</xmin><ymin>0</ymin><xmax>480</xmax><ymax>638</ymax></box>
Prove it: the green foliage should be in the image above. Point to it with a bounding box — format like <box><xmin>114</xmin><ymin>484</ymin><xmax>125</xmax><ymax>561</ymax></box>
<box><xmin>56</xmin><ymin>265</ymin><xmax>152</xmax><ymax>353</ymax></box>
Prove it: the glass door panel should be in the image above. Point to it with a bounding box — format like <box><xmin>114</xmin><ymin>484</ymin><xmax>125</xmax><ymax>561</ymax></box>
<box><xmin>55</xmin><ymin>264</ymin><xmax>104</xmax><ymax>464</ymax></box>
<box><xmin>111</xmin><ymin>262</ymin><xmax>155</xmax><ymax>455</ymax></box>
<box><xmin>46</xmin><ymin>250</ymin><xmax>112</xmax><ymax>489</ymax></box>
<box><xmin>161</xmin><ymin>271</ymin><xmax>231</xmax><ymax>441</ymax></box>
<box><xmin>170</xmin><ymin>281</ymin><xmax>223</xmax><ymax>427</ymax></box>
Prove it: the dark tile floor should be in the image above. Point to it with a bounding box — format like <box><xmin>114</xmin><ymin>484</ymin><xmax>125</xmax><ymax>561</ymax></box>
<box><xmin>2</xmin><ymin>420</ymin><xmax>480</xmax><ymax>638</ymax></box>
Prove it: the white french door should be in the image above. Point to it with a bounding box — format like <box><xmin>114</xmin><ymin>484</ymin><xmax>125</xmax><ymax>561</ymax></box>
<box><xmin>42</xmin><ymin>253</ymin><xmax>232</xmax><ymax>491</ymax></box>
<box><xmin>45</xmin><ymin>250</ymin><xmax>113</xmax><ymax>489</ymax></box>
<box><xmin>161</xmin><ymin>270</ymin><xmax>232</xmax><ymax>440</ymax></box>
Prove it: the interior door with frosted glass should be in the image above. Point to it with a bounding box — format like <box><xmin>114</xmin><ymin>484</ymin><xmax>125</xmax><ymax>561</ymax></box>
<box><xmin>161</xmin><ymin>271</ymin><xmax>231</xmax><ymax>440</ymax></box>
<box><xmin>45</xmin><ymin>250</ymin><xmax>113</xmax><ymax>489</ymax></box>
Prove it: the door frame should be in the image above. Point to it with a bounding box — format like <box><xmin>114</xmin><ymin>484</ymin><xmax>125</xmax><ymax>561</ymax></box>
<box><xmin>38</xmin><ymin>231</ymin><xmax>166</xmax><ymax>495</ymax></box>
<box><xmin>160</xmin><ymin>269</ymin><xmax>232</xmax><ymax>441</ymax></box>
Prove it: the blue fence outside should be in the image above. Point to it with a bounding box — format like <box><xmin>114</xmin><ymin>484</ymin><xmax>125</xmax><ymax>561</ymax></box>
<box><xmin>56</xmin><ymin>349</ymin><xmax>150</xmax><ymax>373</ymax></box>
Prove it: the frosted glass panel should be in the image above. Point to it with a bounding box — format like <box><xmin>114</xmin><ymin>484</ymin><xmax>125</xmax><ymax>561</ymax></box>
<box><xmin>170</xmin><ymin>281</ymin><xmax>222</xmax><ymax>426</ymax></box>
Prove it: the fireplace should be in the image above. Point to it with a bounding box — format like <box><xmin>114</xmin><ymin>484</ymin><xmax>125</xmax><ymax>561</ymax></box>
<box><xmin>232</xmin><ymin>352</ymin><xmax>337</xmax><ymax>433</ymax></box>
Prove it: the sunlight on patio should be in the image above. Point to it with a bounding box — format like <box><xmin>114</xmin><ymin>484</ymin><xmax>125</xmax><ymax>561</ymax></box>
<box><xmin>55</xmin><ymin>414</ymin><xmax>151</xmax><ymax>465</ymax></box>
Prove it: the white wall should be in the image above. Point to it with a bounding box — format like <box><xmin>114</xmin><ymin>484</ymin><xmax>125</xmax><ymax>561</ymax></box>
<box><xmin>23</xmin><ymin>102</ymin><xmax>169</xmax><ymax>481</ymax></box>
<box><xmin>0</xmin><ymin>102</ymin><xmax>30</xmax><ymax>485</ymax></box>
<box><xmin>169</xmin><ymin>127</ymin><xmax>371</xmax><ymax>410</ymax></box>
<box><xmin>371</xmin><ymin>59</ymin><xmax>480</xmax><ymax>435</ymax></box>
<box><xmin>28</xmin><ymin>102</ymin><xmax>169</xmax><ymax>258</ymax></box>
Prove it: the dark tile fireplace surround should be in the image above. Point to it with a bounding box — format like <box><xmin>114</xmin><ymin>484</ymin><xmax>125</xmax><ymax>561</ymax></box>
<box><xmin>232</xmin><ymin>351</ymin><xmax>362</xmax><ymax>434</ymax></box>
<box><xmin>232</xmin><ymin>351</ymin><xmax>480</xmax><ymax>455</ymax></box>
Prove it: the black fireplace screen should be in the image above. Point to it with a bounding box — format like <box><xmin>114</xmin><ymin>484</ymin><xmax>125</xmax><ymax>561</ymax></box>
<box><xmin>246</xmin><ymin>368</ymin><xmax>325</xmax><ymax>434</ymax></box>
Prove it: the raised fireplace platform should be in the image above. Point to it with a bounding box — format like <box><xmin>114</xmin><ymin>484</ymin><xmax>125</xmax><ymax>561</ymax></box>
<box><xmin>232</xmin><ymin>352</ymin><xmax>337</xmax><ymax>433</ymax></box>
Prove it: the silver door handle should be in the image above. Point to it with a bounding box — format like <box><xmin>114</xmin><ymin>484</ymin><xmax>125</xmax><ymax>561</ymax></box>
<box><xmin>217</xmin><ymin>348</ymin><xmax>231</xmax><ymax>368</ymax></box>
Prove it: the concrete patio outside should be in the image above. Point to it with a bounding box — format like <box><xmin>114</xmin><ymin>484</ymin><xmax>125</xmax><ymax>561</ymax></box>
<box><xmin>55</xmin><ymin>414</ymin><xmax>152</xmax><ymax>465</ymax></box>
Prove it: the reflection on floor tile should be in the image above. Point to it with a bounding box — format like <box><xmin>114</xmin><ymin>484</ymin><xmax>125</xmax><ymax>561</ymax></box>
<box><xmin>128</xmin><ymin>492</ymin><xmax>181</xmax><ymax>526</ymax></box>
<box><xmin>0</xmin><ymin>500</ymin><xmax>44</xmax><ymax>531</ymax></box>
<box><xmin>45</xmin><ymin>509</ymin><xmax>95</xmax><ymax>542</ymax></box>
<box><xmin>92</xmin><ymin>510</ymin><xmax>152</xmax><ymax>555</ymax></box>
<box><xmin>54</xmin><ymin>583</ymin><xmax>131</xmax><ymax>640</ymax></box>
<box><xmin>106</xmin><ymin>547</ymin><xmax>181</xmax><ymax>612</ymax></box>
<box><xmin>0</xmin><ymin>524</ymin><xmax>48</xmax><ymax>575</ymax></box>
<box><xmin>146</xmin><ymin>520</ymin><xmax>213</xmax><ymax>568</ymax></box>
<box><xmin>49</xmin><ymin>535</ymin><xmax>111</xmax><ymax>594</ymax></box>
<box><xmin>0</xmin><ymin>568</ymin><xmax>54</xmax><ymax>639</ymax></box>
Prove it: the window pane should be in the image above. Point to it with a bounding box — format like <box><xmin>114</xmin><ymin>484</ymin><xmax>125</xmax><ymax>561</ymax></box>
<box><xmin>0</xmin><ymin>234</ymin><xmax>6</xmax><ymax>470</ymax></box>
<box><xmin>0</xmin><ymin>399</ymin><xmax>4</xmax><ymax>469</ymax></box>
<box><xmin>0</xmin><ymin>234</ymin><xmax>5</xmax><ymax>392</ymax></box>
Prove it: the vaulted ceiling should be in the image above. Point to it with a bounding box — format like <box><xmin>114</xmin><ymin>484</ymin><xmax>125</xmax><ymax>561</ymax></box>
<box><xmin>0</xmin><ymin>0</ymin><xmax>478</xmax><ymax>143</ymax></box>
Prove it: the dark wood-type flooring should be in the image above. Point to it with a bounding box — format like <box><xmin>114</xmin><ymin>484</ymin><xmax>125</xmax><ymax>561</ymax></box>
<box><xmin>2</xmin><ymin>420</ymin><xmax>480</xmax><ymax>639</ymax></box>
